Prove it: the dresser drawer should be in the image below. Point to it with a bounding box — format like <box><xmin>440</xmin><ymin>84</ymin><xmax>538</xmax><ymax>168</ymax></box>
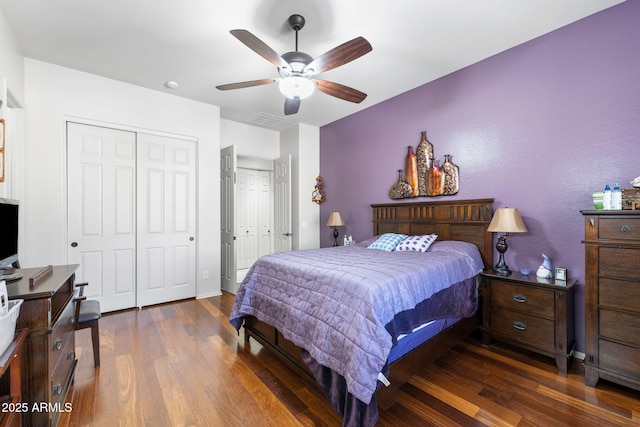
<box><xmin>490</xmin><ymin>308</ymin><xmax>555</xmax><ymax>352</ymax></box>
<box><xmin>491</xmin><ymin>281</ymin><xmax>554</xmax><ymax>318</ymax></box>
<box><xmin>598</xmin><ymin>218</ymin><xmax>640</xmax><ymax>241</ymax></box>
<box><xmin>50</xmin><ymin>334</ymin><xmax>76</xmax><ymax>407</ymax></box>
<box><xmin>599</xmin><ymin>247</ymin><xmax>640</xmax><ymax>280</ymax></box>
<box><xmin>599</xmin><ymin>339</ymin><xmax>640</xmax><ymax>380</ymax></box>
<box><xmin>600</xmin><ymin>309</ymin><xmax>640</xmax><ymax>347</ymax></box>
<box><xmin>600</xmin><ymin>278</ymin><xmax>640</xmax><ymax>313</ymax></box>
<box><xmin>49</xmin><ymin>297</ymin><xmax>76</xmax><ymax>375</ymax></box>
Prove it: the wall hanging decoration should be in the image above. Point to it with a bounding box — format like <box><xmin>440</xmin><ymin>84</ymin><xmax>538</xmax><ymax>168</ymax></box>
<box><xmin>389</xmin><ymin>170</ymin><xmax>413</xmax><ymax>199</ymax></box>
<box><xmin>442</xmin><ymin>154</ymin><xmax>459</xmax><ymax>195</ymax></box>
<box><xmin>312</xmin><ymin>176</ymin><xmax>326</xmax><ymax>204</ymax></box>
<box><xmin>404</xmin><ymin>146</ymin><xmax>418</xmax><ymax>197</ymax></box>
<box><xmin>426</xmin><ymin>158</ymin><xmax>444</xmax><ymax>196</ymax></box>
<box><xmin>415</xmin><ymin>131</ymin><xmax>433</xmax><ymax>196</ymax></box>
<box><xmin>388</xmin><ymin>131</ymin><xmax>460</xmax><ymax>200</ymax></box>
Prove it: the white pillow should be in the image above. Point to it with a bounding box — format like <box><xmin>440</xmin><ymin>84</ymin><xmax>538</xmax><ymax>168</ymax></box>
<box><xmin>395</xmin><ymin>234</ymin><xmax>438</xmax><ymax>252</ymax></box>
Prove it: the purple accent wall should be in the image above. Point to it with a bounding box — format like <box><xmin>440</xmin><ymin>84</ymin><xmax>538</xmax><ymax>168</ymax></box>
<box><xmin>319</xmin><ymin>1</ymin><xmax>640</xmax><ymax>353</ymax></box>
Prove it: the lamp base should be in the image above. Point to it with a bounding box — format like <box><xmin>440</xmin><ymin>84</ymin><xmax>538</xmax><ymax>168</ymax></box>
<box><xmin>493</xmin><ymin>235</ymin><xmax>511</xmax><ymax>275</ymax></box>
<box><xmin>332</xmin><ymin>227</ymin><xmax>339</xmax><ymax>246</ymax></box>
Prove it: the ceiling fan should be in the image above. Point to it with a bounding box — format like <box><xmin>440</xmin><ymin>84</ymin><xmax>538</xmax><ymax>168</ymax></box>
<box><xmin>216</xmin><ymin>14</ymin><xmax>372</xmax><ymax>115</ymax></box>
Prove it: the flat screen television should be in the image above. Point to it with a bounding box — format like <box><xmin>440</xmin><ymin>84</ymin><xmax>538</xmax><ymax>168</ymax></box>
<box><xmin>0</xmin><ymin>198</ymin><xmax>19</xmax><ymax>275</ymax></box>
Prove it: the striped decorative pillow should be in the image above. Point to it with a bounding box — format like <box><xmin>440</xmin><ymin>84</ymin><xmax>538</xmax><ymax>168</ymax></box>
<box><xmin>395</xmin><ymin>234</ymin><xmax>438</xmax><ymax>252</ymax></box>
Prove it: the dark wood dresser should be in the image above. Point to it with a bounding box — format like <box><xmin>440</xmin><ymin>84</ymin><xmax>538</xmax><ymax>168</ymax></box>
<box><xmin>7</xmin><ymin>265</ymin><xmax>78</xmax><ymax>426</ymax></box>
<box><xmin>581</xmin><ymin>210</ymin><xmax>640</xmax><ymax>391</ymax></box>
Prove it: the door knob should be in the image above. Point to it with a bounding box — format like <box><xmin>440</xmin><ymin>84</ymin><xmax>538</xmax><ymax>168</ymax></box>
<box><xmin>189</xmin><ymin>236</ymin><xmax>194</xmax><ymax>241</ymax></box>
<box><xmin>71</xmin><ymin>242</ymin><xmax>78</xmax><ymax>247</ymax></box>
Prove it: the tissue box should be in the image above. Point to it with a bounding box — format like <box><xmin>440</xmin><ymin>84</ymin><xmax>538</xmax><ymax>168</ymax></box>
<box><xmin>0</xmin><ymin>299</ymin><xmax>23</xmax><ymax>356</ymax></box>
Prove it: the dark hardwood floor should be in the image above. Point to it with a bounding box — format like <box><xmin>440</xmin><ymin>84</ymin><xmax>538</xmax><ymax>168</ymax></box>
<box><xmin>60</xmin><ymin>292</ymin><xmax>640</xmax><ymax>426</ymax></box>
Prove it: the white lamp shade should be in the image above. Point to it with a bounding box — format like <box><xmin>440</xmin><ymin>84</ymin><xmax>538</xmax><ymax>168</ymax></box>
<box><xmin>326</xmin><ymin>211</ymin><xmax>345</xmax><ymax>227</ymax></box>
<box><xmin>487</xmin><ymin>208</ymin><xmax>528</xmax><ymax>233</ymax></box>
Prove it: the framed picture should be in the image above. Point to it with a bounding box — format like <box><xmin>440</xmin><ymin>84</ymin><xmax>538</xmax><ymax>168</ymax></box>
<box><xmin>0</xmin><ymin>118</ymin><xmax>5</xmax><ymax>182</ymax></box>
<box><xmin>555</xmin><ymin>267</ymin><xmax>567</xmax><ymax>281</ymax></box>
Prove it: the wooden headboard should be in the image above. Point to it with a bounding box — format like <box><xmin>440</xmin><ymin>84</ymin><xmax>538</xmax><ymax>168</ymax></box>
<box><xmin>371</xmin><ymin>198</ymin><xmax>494</xmax><ymax>269</ymax></box>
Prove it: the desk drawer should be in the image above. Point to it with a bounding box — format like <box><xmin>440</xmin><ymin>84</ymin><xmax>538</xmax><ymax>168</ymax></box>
<box><xmin>491</xmin><ymin>281</ymin><xmax>554</xmax><ymax>318</ymax></box>
<box><xmin>50</xmin><ymin>334</ymin><xmax>75</xmax><ymax>407</ymax></box>
<box><xmin>491</xmin><ymin>308</ymin><xmax>554</xmax><ymax>352</ymax></box>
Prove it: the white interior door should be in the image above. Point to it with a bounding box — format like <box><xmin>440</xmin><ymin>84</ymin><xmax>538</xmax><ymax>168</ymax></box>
<box><xmin>257</xmin><ymin>170</ymin><xmax>273</xmax><ymax>257</ymax></box>
<box><xmin>220</xmin><ymin>145</ymin><xmax>236</xmax><ymax>293</ymax></box>
<box><xmin>136</xmin><ymin>133</ymin><xmax>196</xmax><ymax>307</ymax></box>
<box><xmin>67</xmin><ymin>122</ymin><xmax>137</xmax><ymax>312</ymax></box>
<box><xmin>274</xmin><ymin>155</ymin><xmax>292</xmax><ymax>252</ymax></box>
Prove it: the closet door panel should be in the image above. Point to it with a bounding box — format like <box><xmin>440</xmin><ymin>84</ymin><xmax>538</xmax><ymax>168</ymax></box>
<box><xmin>67</xmin><ymin>122</ymin><xmax>137</xmax><ymax>312</ymax></box>
<box><xmin>137</xmin><ymin>133</ymin><xmax>197</xmax><ymax>307</ymax></box>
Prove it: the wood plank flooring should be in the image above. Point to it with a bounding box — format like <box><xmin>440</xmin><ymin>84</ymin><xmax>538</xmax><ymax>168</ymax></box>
<box><xmin>59</xmin><ymin>292</ymin><xmax>640</xmax><ymax>426</ymax></box>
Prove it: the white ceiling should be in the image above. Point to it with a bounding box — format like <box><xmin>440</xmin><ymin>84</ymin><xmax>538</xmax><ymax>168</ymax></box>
<box><xmin>0</xmin><ymin>0</ymin><xmax>624</xmax><ymax>131</ymax></box>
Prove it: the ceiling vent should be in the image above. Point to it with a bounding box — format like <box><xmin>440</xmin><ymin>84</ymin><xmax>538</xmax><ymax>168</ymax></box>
<box><xmin>247</xmin><ymin>111</ymin><xmax>287</xmax><ymax>128</ymax></box>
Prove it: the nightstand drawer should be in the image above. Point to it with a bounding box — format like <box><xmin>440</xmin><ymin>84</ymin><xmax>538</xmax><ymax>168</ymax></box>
<box><xmin>490</xmin><ymin>308</ymin><xmax>555</xmax><ymax>352</ymax></box>
<box><xmin>491</xmin><ymin>281</ymin><xmax>554</xmax><ymax>318</ymax></box>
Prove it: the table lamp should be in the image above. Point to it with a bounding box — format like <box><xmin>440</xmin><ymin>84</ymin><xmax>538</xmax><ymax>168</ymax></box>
<box><xmin>487</xmin><ymin>207</ymin><xmax>528</xmax><ymax>274</ymax></box>
<box><xmin>326</xmin><ymin>211</ymin><xmax>345</xmax><ymax>246</ymax></box>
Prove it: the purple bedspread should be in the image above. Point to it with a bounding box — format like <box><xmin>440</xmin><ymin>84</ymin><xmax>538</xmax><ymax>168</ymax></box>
<box><xmin>229</xmin><ymin>240</ymin><xmax>484</xmax><ymax>406</ymax></box>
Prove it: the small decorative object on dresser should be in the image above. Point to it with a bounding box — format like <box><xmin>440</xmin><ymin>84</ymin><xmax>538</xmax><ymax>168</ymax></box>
<box><xmin>555</xmin><ymin>267</ymin><xmax>567</xmax><ymax>281</ymax></box>
<box><xmin>481</xmin><ymin>270</ymin><xmax>576</xmax><ymax>374</ymax></box>
<box><xmin>581</xmin><ymin>209</ymin><xmax>640</xmax><ymax>391</ymax></box>
<box><xmin>536</xmin><ymin>253</ymin><xmax>553</xmax><ymax>279</ymax></box>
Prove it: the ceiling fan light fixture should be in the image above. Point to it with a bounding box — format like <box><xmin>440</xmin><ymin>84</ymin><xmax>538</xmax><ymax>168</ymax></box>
<box><xmin>279</xmin><ymin>75</ymin><xmax>315</xmax><ymax>100</ymax></box>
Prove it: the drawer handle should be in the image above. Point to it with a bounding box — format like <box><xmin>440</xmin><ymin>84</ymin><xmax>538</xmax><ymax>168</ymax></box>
<box><xmin>53</xmin><ymin>384</ymin><xmax>63</xmax><ymax>395</ymax></box>
<box><xmin>53</xmin><ymin>338</ymin><xmax>63</xmax><ymax>351</ymax></box>
<box><xmin>621</xmin><ymin>225</ymin><xmax>630</xmax><ymax>233</ymax></box>
<box><xmin>513</xmin><ymin>294</ymin><xmax>527</xmax><ymax>303</ymax></box>
<box><xmin>68</xmin><ymin>350</ymin><xmax>75</xmax><ymax>360</ymax></box>
<box><xmin>513</xmin><ymin>321</ymin><xmax>527</xmax><ymax>331</ymax></box>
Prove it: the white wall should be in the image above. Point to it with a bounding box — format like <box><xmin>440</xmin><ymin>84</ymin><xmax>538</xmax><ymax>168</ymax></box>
<box><xmin>23</xmin><ymin>59</ymin><xmax>221</xmax><ymax>298</ymax></box>
<box><xmin>220</xmin><ymin>119</ymin><xmax>279</xmax><ymax>158</ymax></box>
<box><xmin>280</xmin><ymin>123</ymin><xmax>320</xmax><ymax>250</ymax></box>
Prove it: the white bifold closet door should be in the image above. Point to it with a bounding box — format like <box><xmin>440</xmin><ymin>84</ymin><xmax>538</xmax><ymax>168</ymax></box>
<box><xmin>236</xmin><ymin>168</ymin><xmax>272</xmax><ymax>270</ymax></box>
<box><xmin>67</xmin><ymin>122</ymin><xmax>196</xmax><ymax>312</ymax></box>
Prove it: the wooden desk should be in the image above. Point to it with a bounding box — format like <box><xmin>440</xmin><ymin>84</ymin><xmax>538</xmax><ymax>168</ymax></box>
<box><xmin>7</xmin><ymin>265</ymin><xmax>78</xmax><ymax>427</ymax></box>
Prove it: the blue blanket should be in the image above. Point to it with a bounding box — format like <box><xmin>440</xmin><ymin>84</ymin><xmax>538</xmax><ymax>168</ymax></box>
<box><xmin>229</xmin><ymin>240</ymin><xmax>484</xmax><ymax>406</ymax></box>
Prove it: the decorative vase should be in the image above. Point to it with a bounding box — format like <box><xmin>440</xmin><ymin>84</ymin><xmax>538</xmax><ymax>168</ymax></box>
<box><xmin>405</xmin><ymin>146</ymin><xmax>418</xmax><ymax>197</ymax></box>
<box><xmin>415</xmin><ymin>131</ymin><xmax>433</xmax><ymax>196</ymax></box>
<box><xmin>426</xmin><ymin>158</ymin><xmax>444</xmax><ymax>196</ymax></box>
<box><xmin>442</xmin><ymin>154</ymin><xmax>459</xmax><ymax>195</ymax></box>
<box><xmin>389</xmin><ymin>169</ymin><xmax>413</xmax><ymax>199</ymax></box>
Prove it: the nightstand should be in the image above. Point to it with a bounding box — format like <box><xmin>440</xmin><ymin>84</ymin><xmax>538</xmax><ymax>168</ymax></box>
<box><xmin>480</xmin><ymin>270</ymin><xmax>576</xmax><ymax>374</ymax></box>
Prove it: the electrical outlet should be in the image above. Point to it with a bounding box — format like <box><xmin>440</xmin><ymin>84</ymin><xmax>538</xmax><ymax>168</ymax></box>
<box><xmin>203</xmin><ymin>271</ymin><xmax>209</xmax><ymax>279</ymax></box>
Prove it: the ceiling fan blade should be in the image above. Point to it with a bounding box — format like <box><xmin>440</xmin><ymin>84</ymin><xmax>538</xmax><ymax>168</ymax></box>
<box><xmin>314</xmin><ymin>79</ymin><xmax>367</xmax><ymax>103</ymax></box>
<box><xmin>305</xmin><ymin>36</ymin><xmax>372</xmax><ymax>75</ymax></box>
<box><xmin>230</xmin><ymin>29</ymin><xmax>289</xmax><ymax>69</ymax></box>
<box><xmin>284</xmin><ymin>97</ymin><xmax>301</xmax><ymax>115</ymax></box>
<box><xmin>216</xmin><ymin>78</ymin><xmax>277</xmax><ymax>91</ymax></box>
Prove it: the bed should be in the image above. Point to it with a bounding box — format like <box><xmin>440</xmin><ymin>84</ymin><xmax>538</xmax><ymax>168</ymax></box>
<box><xmin>230</xmin><ymin>199</ymin><xmax>494</xmax><ymax>426</ymax></box>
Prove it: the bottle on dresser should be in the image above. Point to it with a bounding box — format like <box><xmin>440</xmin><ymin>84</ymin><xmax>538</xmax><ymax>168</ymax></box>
<box><xmin>612</xmin><ymin>183</ymin><xmax>622</xmax><ymax>210</ymax></box>
<box><xmin>603</xmin><ymin>184</ymin><xmax>612</xmax><ymax>210</ymax></box>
